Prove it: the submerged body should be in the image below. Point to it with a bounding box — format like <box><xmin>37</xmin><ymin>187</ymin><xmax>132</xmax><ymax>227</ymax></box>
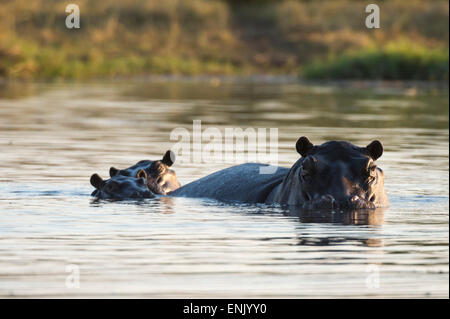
<box><xmin>170</xmin><ymin>163</ymin><xmax>289</xmax><ymax>203</ymax></box>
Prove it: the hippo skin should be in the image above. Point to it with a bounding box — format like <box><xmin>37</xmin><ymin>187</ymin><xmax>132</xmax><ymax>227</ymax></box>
<box><xmin>90</xmin><ymin>174</ymin><xmax>154</xmax><ymax>200</ymax></box>
<box><xmin>170</xmin><ymin>137</ymin><xmax>389</xmax><ymax>210</ymax></box>
<box><xmin>170</xmin><ymin>163</ymin><xmax>288</xmax><ymax>204</ymax></box>
<box><xmin>90</xmin><ymin>150</ymin><xmax>181</xmax><ymax>199</ymax></box>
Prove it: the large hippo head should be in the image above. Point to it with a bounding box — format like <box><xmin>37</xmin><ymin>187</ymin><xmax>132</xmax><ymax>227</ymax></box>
<box><xmin>272</xmin><ymin>137</ymin><xmax>389</xmax><ymax>210</ymax></box>
<box><xmin>109</xmin><ymin>150</ymin><xmax>181</xmax><ymax>195</ymax></box>
<box><xmin>90</xmin><ymin>174</ymin><xmax>154</xmax><ymax>200</ymax></box>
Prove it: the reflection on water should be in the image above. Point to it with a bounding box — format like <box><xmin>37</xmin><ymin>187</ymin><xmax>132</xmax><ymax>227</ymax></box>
<box><xmin>286</xmin><ymin>207</ymin><xmax>386</xmax><ymax>226</ymax></box>
<box><xmin>0</xmin><ymin>79</ymin><xmax>448</xmax><ymax>298</ymax></box>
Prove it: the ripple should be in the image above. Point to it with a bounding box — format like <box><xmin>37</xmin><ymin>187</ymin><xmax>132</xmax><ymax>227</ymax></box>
<box><xmin>0</xmin><ymin>81</ymin><xmax>448</xmax><ymax>298</ymax></box>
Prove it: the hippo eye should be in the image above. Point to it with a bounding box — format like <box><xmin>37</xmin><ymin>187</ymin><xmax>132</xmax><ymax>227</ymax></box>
<box><xmin>366</xmin><ymin>165</ymin><xmax>377</xmax><ymax>185</ymax></box>
<box><xmin>300</xmin><ymin>156</ymin><xmax>317</xmax><ymax>179</ymax></box>
<box><xmin>156</xmin><ymin>176</ymin><xmax>163</xmax><ymax>184</ymax></box>
<box><xmin>368</xmin><ymin>165</ymin><xmax>377</xmax><ymax>176</ymax></box>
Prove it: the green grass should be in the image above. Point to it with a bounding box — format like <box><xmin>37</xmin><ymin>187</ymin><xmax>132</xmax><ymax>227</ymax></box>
<box><xmin>0</xmin><ymin>36</ymin><xmax>241</xmax><ymax>79</ymax></box>
<box><xmin>0</xmin><ymin>0</ymin><xmax>448</xmax><ymax>80</ymax></box>
<box><xmin>302</xmin><ymin>43</ymin><xmax>449</xmax><ymax>81</ymax></box>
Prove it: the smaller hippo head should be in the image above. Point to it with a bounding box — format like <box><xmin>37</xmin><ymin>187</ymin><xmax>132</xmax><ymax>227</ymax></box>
<box><xmin>274</xmin><ymin>136</ymin><xmax>389</xmax><ymax>210</ymax></box>
<box><xmin>109</xmin><ymin>160</ymin><xmax>152</xmax><ymax>179</ymax></box>
<box><xmin>90</xmin><ymin>173</ymin><xmax>154</xmax><ymax>200</ymax></box>
<box><xmin>108</xmin><ymin>150</ymin><xmax>181</xmax><ymax>195</ymax></box>
<box><xmin>143</xmin><ymin>150</ymin><xmax>181</xmax><ymax>195</ymax></box>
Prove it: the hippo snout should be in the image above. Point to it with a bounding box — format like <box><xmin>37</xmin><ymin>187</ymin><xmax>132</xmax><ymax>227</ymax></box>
<box><xmin>147</xmin><ymin>177</ymin><xmax>166</xmax><ymax>195</ymax></box>
<box><xmin>303</xmin><ymin>194</ymin><xmax>336</xmax><ymax>210</ymax></box>
<box><xmin>302</xmin><ymin>194</ymin><xmax>376</xmax><ymax>210</ymax></box>
<box><xmin>347</xmin><ymin>195</ymin><xmax>376</xmax><ymax>210</ymax></box>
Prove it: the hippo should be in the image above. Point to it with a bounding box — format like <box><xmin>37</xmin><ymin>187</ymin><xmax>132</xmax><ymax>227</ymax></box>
<box><xmin>90</xmin><ymin>174</ymin><xmax>154</xmax><ymax>200</ymax></box>
<box><xmin>109</xmin><ymin>150</ymin><xmax>181</xmax><ymax>195</ymax></box>
<box><xmin>170</xmin><ymin>137</ymin><xmax>389</xmax><ymax>210</ymax></box>
<box><xmin>90</xmin><ymin>150</ymin><xmax>181</xmax><ymax>199</ymax></box>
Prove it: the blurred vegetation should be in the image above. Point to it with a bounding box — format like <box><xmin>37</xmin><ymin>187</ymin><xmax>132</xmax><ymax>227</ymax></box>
<box><xmin>303</xmin><ymin>42</ymin><xmax>449</xmax><ymax>80</ymax></box>
<box><xmin>0</xmin><ymin>0</ymin><xmax>448</xmax><ymax>80</ymax></box>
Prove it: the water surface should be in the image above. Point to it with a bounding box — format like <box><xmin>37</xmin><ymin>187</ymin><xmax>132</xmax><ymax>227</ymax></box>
<box><xmin>0</xmin><ymin>79</ymin><xmax>448</xmax><ymax>298</ymax></box>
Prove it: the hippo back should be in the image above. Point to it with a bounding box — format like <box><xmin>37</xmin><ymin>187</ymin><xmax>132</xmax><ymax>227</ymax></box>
<box><xmin>170</xmin><ymin>163</ymin><xmax>288</xmax><ymax>203</ymax></box>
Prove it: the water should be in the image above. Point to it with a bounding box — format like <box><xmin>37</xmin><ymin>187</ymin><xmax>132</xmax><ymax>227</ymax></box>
<box><xmin>0</xmin><ymin>78</ymin><xmax>448</xmax><ymax>298</ymax></box>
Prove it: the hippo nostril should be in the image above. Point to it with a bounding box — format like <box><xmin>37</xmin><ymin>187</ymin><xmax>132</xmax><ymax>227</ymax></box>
<box><xmin>370</xmin><ymin>194</ymin><xmax>376</xmax><ymax>202</ymax></box>
<box><xmin>347</xmin><ymin>195</ymin><xmax>376</xmax><ymax>210</ymax></box>
<box><xmin>321</xmin><ymin>195</ymin><xmax>335</xmax><ymax>209</ymax></box>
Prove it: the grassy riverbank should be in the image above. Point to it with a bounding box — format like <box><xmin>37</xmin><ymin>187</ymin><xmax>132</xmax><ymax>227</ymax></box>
<box><xmin>303</xmin><ymin>42</ymin><xmax>449</xmax><ymax>81</ymax></box>
<box><xmin>0</xmin><ymin>0</ymin><xmax>448</xmax><ymax>80</ymax></box>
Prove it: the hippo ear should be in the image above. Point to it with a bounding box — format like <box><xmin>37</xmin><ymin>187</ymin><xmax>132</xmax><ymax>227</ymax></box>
<box><xmin>162</xmin><ymin>150</ymin><xmax>175</xmax><ymax>167</ymax></box>
<box><xmin>137</xmin><ymin>169</ymin><xmax>147</xmax><ymax>179</ymax></box>
<box><xmin>90</xmin><ymin>174</ymin><xmax>105</xmax><ymax>189</ymax></box>
<box><xmin>366</xmin><ymin>140</ymin><xmax>383</xmax><ymax>160</ymax></box>
<box><xmin>296</xmin><ymin>136</ymin><xmax>313</xmax><ymax>157</ymax></box>
<box><xmin>109</xmin><ymin>167</ymin><xmax>119</xmax><ymax>177</ymax></box>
